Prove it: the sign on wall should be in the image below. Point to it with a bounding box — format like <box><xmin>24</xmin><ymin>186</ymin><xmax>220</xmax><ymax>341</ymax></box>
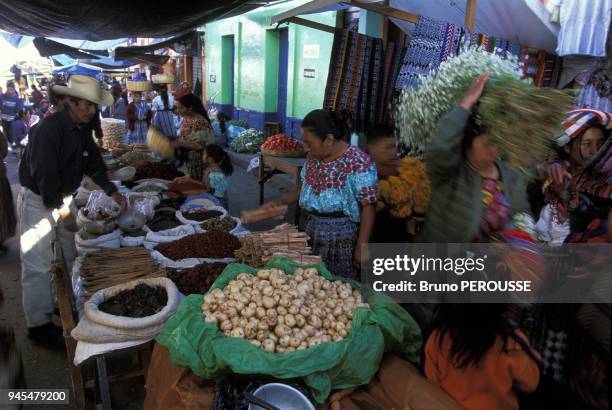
<box><xmin>209</xmin><ymin>74</ymin><xmax>217</xmax><ymax>83</ymax></box>
<box><xmin>303</xmin><ymin>44</ymin><xmax>320</xmax><ymax>59</ymax></box>
<box><xmin>303</xmin><ymin>69</ymin><xmax>315</xmax><ymax>78</ymax></box>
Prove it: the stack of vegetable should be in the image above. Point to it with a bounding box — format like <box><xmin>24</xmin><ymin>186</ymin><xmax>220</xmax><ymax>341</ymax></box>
<box><xmin>235</xmin><ymin>224</ymin><xmax>321</xmax><ymax>267</ymax></box>
<box><xmin>201</xmin><ymin>267</ymin><xmax>368</xmax><ymax>353</ymax></box>
<box><xmin>229</xmin><ymin>119</ymin><xmax>249</xmax><ymax>128</ymax></box>
<box><xmin>261</xmin><ymin>134</ymin><xmax>305</xmax><ymax>157</ymax></box>
<box><xmin>230</xmin><ymin>129</ymin><xmax>265</xmax><ymax>153</ymax></box>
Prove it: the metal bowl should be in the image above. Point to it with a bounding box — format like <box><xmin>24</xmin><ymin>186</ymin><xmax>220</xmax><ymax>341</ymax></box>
<box><xmin>117</xmin><ymin>211</ymin><xmax>146</xmax><ymax>233</ymax></box>
<box><xmin>248</xmin><ymin>383</ymin><xmax>314</xmax><ymax>410</ymax></box>
<box><xmin>112</xmin><ymin>166</ymin><xmax>136</xmax><ymax>182</ymax></box>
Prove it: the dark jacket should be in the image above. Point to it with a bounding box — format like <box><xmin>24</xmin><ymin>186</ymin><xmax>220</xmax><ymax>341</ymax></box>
<box><xmin>419</xmin><ymin>106</ymin><xmax>529</xmax><ymax>243</ymax></box>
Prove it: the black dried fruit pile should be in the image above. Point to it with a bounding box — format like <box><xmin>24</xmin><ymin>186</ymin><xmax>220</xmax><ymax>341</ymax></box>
<box><xmin>98</xmin><ymin>284</ymin><xmax>168</xmax><ymax>318</ymax></box>
<box><xmin>184</xmin><ymin>209</ymin><xmax>223</xmax><ymax>222</ymax></box>
<box><xmin>167</xmin><ymin>263</ymin><xmax>227</xmax><ymax>295</ymax></box>
<box><xmin>135</xmin><ymin>161</ymin><xmax>184</xmax><ymax>181</ymax></box>
<box><xmin>201</xmin><ymin>216</ymin><xmax>237</xmax><ymax>232</ymax></box>
<box><xmin>155</xmin><ymin>196</ymin><xmax>186</xmax><ymax>210</ymax></box>
<box><xmin>148</xmin><ymin>210</ymin><xmax>181</xmax><ymax>232</ymax></box>
<box><xmin>155</xmin><ymin>232</ymin><xmax>241</xmax><ymax>260</ymax></box>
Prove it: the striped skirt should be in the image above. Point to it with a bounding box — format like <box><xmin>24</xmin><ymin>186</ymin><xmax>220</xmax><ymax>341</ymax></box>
<box><xmin>304</xmin><ymin>214</ymin><xmax>358</xmax><ymax>279</ymax></box>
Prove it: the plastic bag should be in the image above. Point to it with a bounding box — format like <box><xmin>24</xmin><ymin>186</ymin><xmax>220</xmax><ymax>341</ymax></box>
<box><xmin>120</xmin><ymin>234</ymin><xmax>145</xmax><ymax>247</ymax></box>
<box><xmin>143</xmin><ymin>225</ymin><xmax>196</xmax><ymax>249</ymax></box>
<box><xmin>226</xmin><ymin>125</ymin><xmax>246</xmax><ymax>145</ymax></box>
<box><xmin>75</xmin><ymin>229</ymin><xmax>122</xmax><ymax>255</ymax></box>
<box><xmin>83</xmin><ymin>191</ymin><xmax>121</xmax><ymax>220</ymax></box>
<box><xmin>156</xmin><ymin>257</ymin><xmax>422</xmax><ymax>404</ymax></box>
<box><xmin>133</xmin><ymin>197</ymin><xmax>158</xmax><ymax>221</ymax></box>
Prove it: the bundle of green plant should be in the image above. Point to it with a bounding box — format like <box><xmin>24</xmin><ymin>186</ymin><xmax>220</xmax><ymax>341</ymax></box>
<box><xmin>396</xmin><ymin>48</ymin><xmax>523</xmax><ymax>158</ymax></box>
<box><xmin>478</xmin><ymin>75</ymin><xmax>574</xmax><ymax>170</ymax></box>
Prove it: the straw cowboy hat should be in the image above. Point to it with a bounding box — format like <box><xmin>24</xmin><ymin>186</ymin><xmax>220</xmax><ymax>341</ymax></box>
<box><xmin>52</xmin><ymin>75</ymin><xmax>114</xmax><ymax>107</ymax></box>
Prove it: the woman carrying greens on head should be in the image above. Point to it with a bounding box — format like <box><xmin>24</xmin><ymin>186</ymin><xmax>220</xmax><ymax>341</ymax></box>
<box><xmin>420</xmin><ymin>72</ymin><xmax>531</xmax><ymax>243</ymax></box>
<box><xmin>263</xmin><ymin>109</ymin><xmax>378</xmax><ymax>278</ymax></box>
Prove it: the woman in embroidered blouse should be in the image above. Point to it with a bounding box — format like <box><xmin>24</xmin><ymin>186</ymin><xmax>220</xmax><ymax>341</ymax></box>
<box><xmin>126</xmin><ymin>91</ymin><xmax>151</xmax><ymax>144</ymax></box>
<box><xmin>171</xmin><ymin>91</ymin><xmax>214</xmax><ymax>180</ymax></box>
<box><xmin>263</xmin><ymin>109</ymin><xmax>378</xmax><ymax>278</ymax></box>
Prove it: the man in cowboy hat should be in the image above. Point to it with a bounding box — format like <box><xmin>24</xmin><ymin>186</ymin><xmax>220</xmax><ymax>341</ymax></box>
<box><xmin>18</xmin><ymin>75</ymin><xmax>125</xmax><ymax>344</ymax></box>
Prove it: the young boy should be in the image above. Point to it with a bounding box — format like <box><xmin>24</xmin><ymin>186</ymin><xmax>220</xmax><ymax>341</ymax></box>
<box><xmin>365</xmin><ymin>124</ymin><xmax>409</xmax><ymax>243</ymax></box>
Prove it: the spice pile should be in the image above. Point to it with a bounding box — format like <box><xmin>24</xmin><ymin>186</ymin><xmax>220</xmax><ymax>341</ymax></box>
<box><xmin>134</xmin><ymin>161</ymin><xmax>184</xmax><ymax>181</ymax></box>
<box><xmin>155</xmin><ymin>232</ymin><xmax>241</xmax><ymax>260</ymax></box>
<box><xmin>99</xmin><ymin>284</ymin><xmax>168</xmax><ymax>318</ymax></box>
<box><xmin>261</xmin><ymin>134</ymin><xmax>304</xmax><ymax>156</ymax></box>
<box><xmin>80</xmin><ymin>248</ymin><xmax>165</xmax><ymax>298</ymax></box>
<box><xmin>201</xmin><ymin>216</ymin><xmax>237</xmax><ymax>232</ymax></box>
<box><xmin>168</xmin><ymin>178</ymin><xmax>210</xmax><ymax>196</ymax></box>
<box><xmin>235</xmin><ymin>224</ymin><xmax>320</xmax><ymax>267</ymax></box>
<box><xmin>201</xmin><ymin>267</ymin><xmax>369</xmax><ymax>353</ymax></box>
<box><xmin>119</xmin><ymin>150</ymin><xmax>155</xmax><ymax>166</ymax></box>
<box><xmin>183</xmin><ymin>209</ymin><xmax>223</xmax><ymax>222</ymax></box>
<box><xmin>167</xmin><ymin>263</ymin><xmax>227</xmax><ymax>295</ymax></box>
<box><xmin>148</xmin><ymin>210</ymin><xmax>181</xmax><ymax>232</ymax></box>
<box><xmin>156</xmin><ymin>197</ymin><xmax>186</xmax><ymax>210</ymax></box>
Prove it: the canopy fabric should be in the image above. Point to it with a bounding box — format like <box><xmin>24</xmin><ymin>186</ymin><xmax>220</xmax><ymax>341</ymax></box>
<box><xmin>272</xmin><ymin>0</ymin><xmax>558</xmax><ymax>52</ymax></box>
<box><xmin>113</xmin><ymin>32</ymin><xmax>199</xmax><ymax>59</ymax></box>
<box><xmin>34</xmin><ymin>37</ymin><xmax>109</xmax><ymax>58</ymax></box>
<box><xmin>51</xmin><ymin>62</ymin><xmax>102</xmax><ymax>77</ymax></box>
<box><xmin>0</xmin><ymin>0</ymin><xmax>260</xmax><ymax>40</ymax></box>
<box><xmin>52</xmin><ymin>54</ymin><xmax>138</xmax><ymax>70</ymax></box>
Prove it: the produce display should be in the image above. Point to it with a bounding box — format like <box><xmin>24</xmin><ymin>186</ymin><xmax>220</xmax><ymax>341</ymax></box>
<box><xmin>147</xmin><ymin>210</ymin><xmax>181</xmax><ymax>232</ymax></box>
<box><xmin>235</xmin><ymin>224</ymin><xmax>321</xmax><ymax>267</ymax></box>
<box><xmin>201</xmin><ymin>267</ymin><xmax>368</xmax><ymax>353</ymax></box>
<box><xmin>261</xmin><ymin>134</ymin><xmax>305</xmax><ymax>157</ymax></box>
<box><xmin>134</xmin><ymin>161</ymin><xmax>184</xmax><ymax>181</ymax></box>
<box><xmin>168</xmin><ymin>177</ymin><xmax>210</xmax><ymax>196</ymax></box>
<box><xmin>101</xmin><ymin>118</ymin><xmax>127</xmax><ymax>149</ymax></box>
<box><xmin>99</xmin><ymin>284</ymin><xmax>167</xmax><ymax>318</ymax></box>
<box><xmin>167</xmin><ymin>263</ymin><xmax>228</xmax><ymax>295</ymax></box>
<box><xmin>155</xmin><ymin>232</ymin><xmax>241</xmax><ymax>260</ymax></box>
<box><xmin>119</xmin><ymin>150</ymin><xmax>155</xmax><ymax>166</ymax></box>
<box><xmin>230</xmin><ymin>129</ymin><xmax>265</xmax><ymax>153</ymax></box>
<box><xmin>228</xmin><ymin>119</ymin><xmax>248</xmax><ymax>128</ymax></box>
<box><xmin>201</xmin><ymin>216</ymin><xmax>237</xmax><ymax>232</ymax></box>
<box><xmin>80</xmin><ymin>247</ymin><xmax>165</xmax><ymax>298</ymax></box>
<box><xmin>183</xmin><ymin>209</ymin><xmax>223</xmax><ymax>222</ymax></box>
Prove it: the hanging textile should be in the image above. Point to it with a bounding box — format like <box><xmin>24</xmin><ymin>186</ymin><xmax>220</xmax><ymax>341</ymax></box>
<box><xmin>324</xmin><ymin>30</ymin><xmax>405</xmax><ymax>133</ymax></box>
<box><xmin>395</xmin><ymin>16</ymin><xmax>467</xmax><ymax>89</ymax></box>
<box><xmin>394</xmin><ymin>15</ymin><xmax>523</xmax><ymax>90</ymax></box>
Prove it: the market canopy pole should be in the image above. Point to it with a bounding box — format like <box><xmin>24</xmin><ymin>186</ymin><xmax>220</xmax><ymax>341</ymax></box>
<box><xmin>464</xmin><ymin>0</ymin><xmax>477</xmax><ymax>32</ymax></box>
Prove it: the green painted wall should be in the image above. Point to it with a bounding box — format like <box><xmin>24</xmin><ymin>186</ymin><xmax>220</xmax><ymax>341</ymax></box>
<box><xmin>204</xmin><ymin>1</ymin><xmax>337</xmax><ymax>120</ymax></box>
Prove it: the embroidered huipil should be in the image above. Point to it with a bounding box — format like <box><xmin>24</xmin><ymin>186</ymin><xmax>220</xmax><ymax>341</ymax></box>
<box><xmin>299</xmin><ymin>145</ymin><xmax>378</xmax><ymax>223</ymax></box>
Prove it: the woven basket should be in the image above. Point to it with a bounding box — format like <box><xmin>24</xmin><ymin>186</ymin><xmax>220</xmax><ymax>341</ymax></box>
<box><xmin>127</xmin><ymin>80</ymin><xmax>152</xmax><ymax>92</ymax></box>
<box><xmin>152</xmin><ymin>74</ymin><xmax>176</xmax><ymax>84</ymax></box>
<box><xmin>261</xmin><ymin>148</ymin><xmax>306</xmax><ymax>158</ymax></box>
<box><xmin>147</xmin><ymin>127</ymin><xmax>174</xmax><ymax>160</ymax></box>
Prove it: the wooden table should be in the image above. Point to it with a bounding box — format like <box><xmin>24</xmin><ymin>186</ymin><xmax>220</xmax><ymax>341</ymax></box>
<box><xmin>258</xmin><ymin>154</ymin><xmax>306</xmax><ymax>224</ymax></box>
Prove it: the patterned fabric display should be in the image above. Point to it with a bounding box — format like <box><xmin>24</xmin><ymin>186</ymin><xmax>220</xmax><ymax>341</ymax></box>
<box><xmin>323</xmin><ymin>29</ymin><xmax>405</xmax><ymax>132</ymax></box>
<box><xmin>299</xmin><ymin>145</ymin><xmax>378</xmax><ymax>223</ymax></box>
<box><xmin>474</xmin><ymin>178</ymin><xmax>510</xmax><ymax>242</ymax></box>
<box><xmin>395</xmin><ymin>16</ymin><xmax>524</xmax><ymax>90</ymax></box>
<box><xmin>395</xmin><ymin>16</ymin><xmax>467</xmax><ymax>89</ymax></box>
